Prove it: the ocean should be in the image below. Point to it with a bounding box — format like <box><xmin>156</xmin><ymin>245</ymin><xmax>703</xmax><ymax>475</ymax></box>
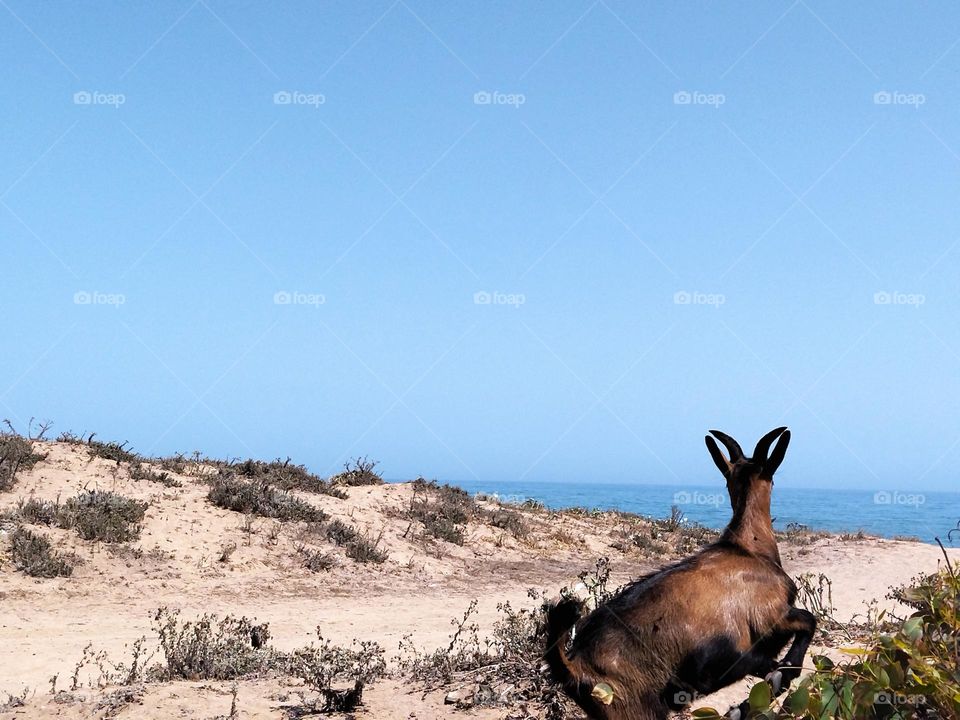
<box><xmin>447</xmin><ymin>480</ymin><xmax>960</xmax><ymax>546</ymax></box>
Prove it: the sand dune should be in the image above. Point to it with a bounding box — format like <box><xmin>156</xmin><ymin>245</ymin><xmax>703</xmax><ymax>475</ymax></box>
<box><xmin>0</xmin><ymin>440</ymin><xmax>955</xmax><ymax>718</ymax></box>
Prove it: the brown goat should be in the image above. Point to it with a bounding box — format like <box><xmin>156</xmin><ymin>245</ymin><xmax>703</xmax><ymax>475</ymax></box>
<box><xmin>545</xmin><ymin>427</ymin><xmax>815</xmax><ymax>720</ymax></box>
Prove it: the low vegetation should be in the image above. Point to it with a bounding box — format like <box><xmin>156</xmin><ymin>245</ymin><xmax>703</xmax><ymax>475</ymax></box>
<box><xmin>152</xmin><ymin>607</ymin><xmax>273</xmax><ymax>681</ymax></box>
<box><xmin>329</xmin><ymin>456</ymin><xmax>383</xmax><ymax>487</ymax></box>
<box><xmin>231</xmin><ymin>457</ymin><xmax>348</xmax><ymax>498</ymax></box>
<box><xmin>0</xmin><ymin>425</ymin><xmax>46</xmax><ymax>492</ymax></box>
<box><xmin>403</xmin><ymin>478</ymin><xmax>528</xmax><ymax>546</ymax></box>
<box><xmin>207</xmin><ymin>471</ymin><xmax>327</xmax><ymax>523</ymax></box>
<box><xmin>9</xmin><ymin>526</ymin><xmax>76</xmax><ymax>577</ymax></box>
<box><xmin>287</xmin><ymin>632</ymin><xmax>387</xmax><ymax>712</ymax></box>
<box><xmin>11</xmin><ymin>490</ymin><xmax>147</xmax><ymax>543</ymax></box>
<box><xmin>325</xmin><ymin>519</ymin><xmax>388</xmax><ymax>564</ymax></box>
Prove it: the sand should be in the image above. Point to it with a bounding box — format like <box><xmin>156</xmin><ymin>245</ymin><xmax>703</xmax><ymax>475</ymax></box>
<box><xmin>0</xmin><ymin>441</ymin><xmax>955</xmax><ymax>719</ymax></box>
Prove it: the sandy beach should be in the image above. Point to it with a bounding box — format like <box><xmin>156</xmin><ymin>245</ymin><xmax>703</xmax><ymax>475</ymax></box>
<box><xmin>1</xmin><ymin>440</ymin><xmax>955</xmax><ymax>719</ymax></box>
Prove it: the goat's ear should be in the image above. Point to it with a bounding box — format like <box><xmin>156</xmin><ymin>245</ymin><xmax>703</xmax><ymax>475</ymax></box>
<box><xmin>762</xmin><ymin>430</ymin><xmax>791</xmax><ymax>478</ymax></box>
<box><xmin>705</xmin><ymin>435</ymin><xmax>731</xmax><ymax>476</ymax></box>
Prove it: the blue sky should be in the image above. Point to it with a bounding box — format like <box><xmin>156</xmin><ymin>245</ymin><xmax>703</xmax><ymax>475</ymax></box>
<box><xmin>2</xmin><ymin>1</ymin><xmax>960</xmax><ymax>492</ymax></box>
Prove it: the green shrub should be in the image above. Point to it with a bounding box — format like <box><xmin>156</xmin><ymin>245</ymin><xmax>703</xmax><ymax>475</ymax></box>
<box><xmin>207</xmin><ymin>472</ymin><xmax>327</xmax><ymax>523</ymax></box>
<box><xmin>9</xmin><ymin>526</ymin><xmax>75</xmax><ymax>577</ymax></box>
<box><xmin>62</xmin><ymin>490</ymin><xmax>148</xmax><ymax>543</ymax></box>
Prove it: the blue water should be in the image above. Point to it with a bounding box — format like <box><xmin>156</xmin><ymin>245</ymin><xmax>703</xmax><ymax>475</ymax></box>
<box><xmin>447</xmin><ymin>480</ymin><xmax>960</xmax><ymax>546</ymax></box>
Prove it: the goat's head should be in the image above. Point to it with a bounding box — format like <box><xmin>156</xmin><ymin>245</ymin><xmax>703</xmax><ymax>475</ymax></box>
<box><xmin>704</xmin><ymin>427</ymin><xmax>791</xmax><ymax>508</ymax></box>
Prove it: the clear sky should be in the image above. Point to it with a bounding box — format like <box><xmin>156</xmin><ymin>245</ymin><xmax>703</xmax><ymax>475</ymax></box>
<box><xmin>3</xmin><ymin>1</ymin><xmax>960</xmax><ymax>492</ymax></box>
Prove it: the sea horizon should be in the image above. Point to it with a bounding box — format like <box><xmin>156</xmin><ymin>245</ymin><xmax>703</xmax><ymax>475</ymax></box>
<box><xmin>389</xmin><ymin>479</ymin><xmax>960</xmax><ymax>546</ymax></box>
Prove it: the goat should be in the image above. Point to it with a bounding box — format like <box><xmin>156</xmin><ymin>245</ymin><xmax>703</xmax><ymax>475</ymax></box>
<box><xmin>545</xmin><ymin>427</ymin><xmax>816</xmax><ymax>720</ymax></box>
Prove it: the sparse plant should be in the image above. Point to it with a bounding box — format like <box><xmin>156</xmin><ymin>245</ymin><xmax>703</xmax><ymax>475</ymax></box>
<box><xmin>85</xmin><ymin>435</ymin><xmax>138</xmax><ymax>465</ymax></box>
<box><xmin>330</xmin><ymin>456</ymin><xmax>383</xmax><ymax>487</ymax></box>
<box><xmin>297</xmin><ymin>544</ymin><xmax>336</xmax><ymax>572</ymax></box>
<box><xmin>286</xmin><ymin>631</ymin><xmax>386</xmax><ymax>712</ymax></box>
<box><xmin>151</xmin><ymin>607</ymin><xmax>272</xmax><ymax>681</ymax></box>
<box><xmin>230</xmin><ymin>457</ymin><xmax>348</xmax><ymax>498</ymax></box>
<box><xmin>405</xmin><ymin>478</ymin><xmax>474</xmax><ymax>545</ymax></box>
<box><xmin>0</xmin><ymin>425</ymin><xmax>45</xmax><ymax>491</ymax></box>
<box><xmin>130</xmin><ymin>462</ymin><xmax>181</xmax><ymax>488</ymax></box>
<box><xmin>9</xmin><ymin>526</ymin><xmax>75</xmax><ymax>578</ymax></box>
<box><xmin>61</xmin><ymin>490</ymin><xmax>148</xmax><ymax>543</ymax></box>
<box><xmin>207</xmin><ymin>471</ymin><xmax>327</xmax><ymax>523</ymax></box>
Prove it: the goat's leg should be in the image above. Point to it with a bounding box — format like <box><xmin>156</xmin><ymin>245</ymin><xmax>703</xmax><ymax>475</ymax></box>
<box><xmin>724</xmin><ymin>608</ymin><xmax>817</xmax><ymax>719</ymax></box>
<box><xmin>769</xmin><ymin>607</ymin><xmax>816</xmax><ymax>690</ymax></box>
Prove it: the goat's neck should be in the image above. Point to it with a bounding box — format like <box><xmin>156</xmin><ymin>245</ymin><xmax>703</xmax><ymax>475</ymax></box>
<box><xmin>723</xmin><ymin>481</ymin><xmax>781</xmax><ymax>565</ymax></box>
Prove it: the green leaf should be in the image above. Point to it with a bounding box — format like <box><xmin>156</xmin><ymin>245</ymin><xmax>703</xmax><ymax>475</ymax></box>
<box><xmin>902</xmin><ymin>617</ymin><xmax>924</xmax><ymax>643</ymax></box>
<box><xmin>691</xmin><ymin>709</ymin><xmax>723</xmax><ymax>720</ymax></box>
<box><xmin>750</xmin><ymin>680</ymin><xmax>772</xmax><ymax>711</ymax></box>
<box><xmin>786</xmin><ymin>685</ymin><xmax>810</xmax><ymax>713</ymax></box>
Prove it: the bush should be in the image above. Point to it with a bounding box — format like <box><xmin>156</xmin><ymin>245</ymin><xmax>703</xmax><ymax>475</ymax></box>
<box><xmin>297</xmin><ymin>545</ymin><xmax>336</xmax><ymax>572</ymax></box>
<box><xmin>325</xmin><ymin>519</ymin><xmax>388</xmax><ymax>564</ymax></box>
<box><xmin>86</xmin><ymin>436</ymin><xmax>138</xmax><ymax>465</ymax></box>
<box><xmin>130</xmin><ymin>462</ymin><xmax>181</xmax><ymax>488</ymax></box>
<box><xmin>287</xmin><ymin>631</ymin><xmax>386</xmax><ymax>712</ymax></box>
<box><xmin>330</xmin><ymin>457</ymin><xmax>383</xmax><ymax>487</ymax></box>
<box><xmin>207</xmin><ymin>472</ymin><xmax>327</xmax><ymax>523</ymax></box>
<box><xmin>17</xmin><ymin>496</ymin><xmax>63</xmax><ymax>526</ymax></box>
<box><xmin>230</xmin><ymin>457</ymin><xmax>348</xmax><ymax>498</ymax></box>
<box><xmin>152</xmin><ymin>607</ymin><xmax>272</xmax><ymax>681</ymax></box>
<box><xmin>405</xmin><ymin>479</ymin><xmax>475</xmax><ymax>545</ymax></box>
<box><xmin>487</xmin><ymin>508</ymin><xmax>528</xmax><ymax>538</ymax></box>
<box><xmin>61</xmin><ymin>490</ymin><xmax>148</xmax><ymax>543</ymax></box>
<box><xmin>0</xmin><ymin>431</ymin><xmax>44</xmax><ymax>491</ymax></box>
<box><xmin>9</xmin><ymin>491</ymin><xmax>146</xmax><ymax>543</ymax></box>
<box><xmin>9</xmin><ymin>526</ymin><xmax>75</xmax><ymax>577</ymax></box>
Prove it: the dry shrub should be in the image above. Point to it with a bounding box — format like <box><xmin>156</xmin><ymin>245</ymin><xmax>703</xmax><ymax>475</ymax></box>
<box><xmin>0</xmin><ymin>430</ymin><xmax>45</xmax><ymax>491</ymax></box>
<box><xmin>232</xmin><ymin>457</ymin><xmax>348</xmax><ymax>499</ymax></box>
<box><xmin>330</xmin><ymin>457</ymin><xmax>383</xmax><ymax>487</ymax></box>
<box><xmin>152</xmin><ymin>607</ymin><xmax>272</xmax><ymax>681</ymax></box>
<box><xmin>405</xmin><ymin>479</ymin><xmax>475</xmax><ymax>545</ymax></box>
<box><xmin>325</xmin><ymin>519</ymin><xmax>388</xmax><ymax>564</ymax></box>
<box><xmin>207</xmin><ymin>472</ymin><xmax>327</xmax><ymax>523</ymax></box>
<box><xmin>85</xmin><ymin>436</ymin><xmax>138</xmax><ymax>465</ymax></box>
<box><xmin>14</xmin><ymin>491</ymin><xmax>147</xmax><ymax>543</ymax></box>
<box><xmin>130</xmin><ymin>462</ymin><xmax>181</xmax><ymax>488</ymax></box>
<box><xmin>9</xmin><ymin>526</ymin><xmax>75</xmax><ymax>577</ymax></box>
<box><xmin>287</xmin><ymin>631</ymin><xmax>386</xmax><ymax>712</ymax></box>
<box><xmin>62</xmin><ymin>490</ymin><xmax>148</xmax><ymax>543</ymax></box>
